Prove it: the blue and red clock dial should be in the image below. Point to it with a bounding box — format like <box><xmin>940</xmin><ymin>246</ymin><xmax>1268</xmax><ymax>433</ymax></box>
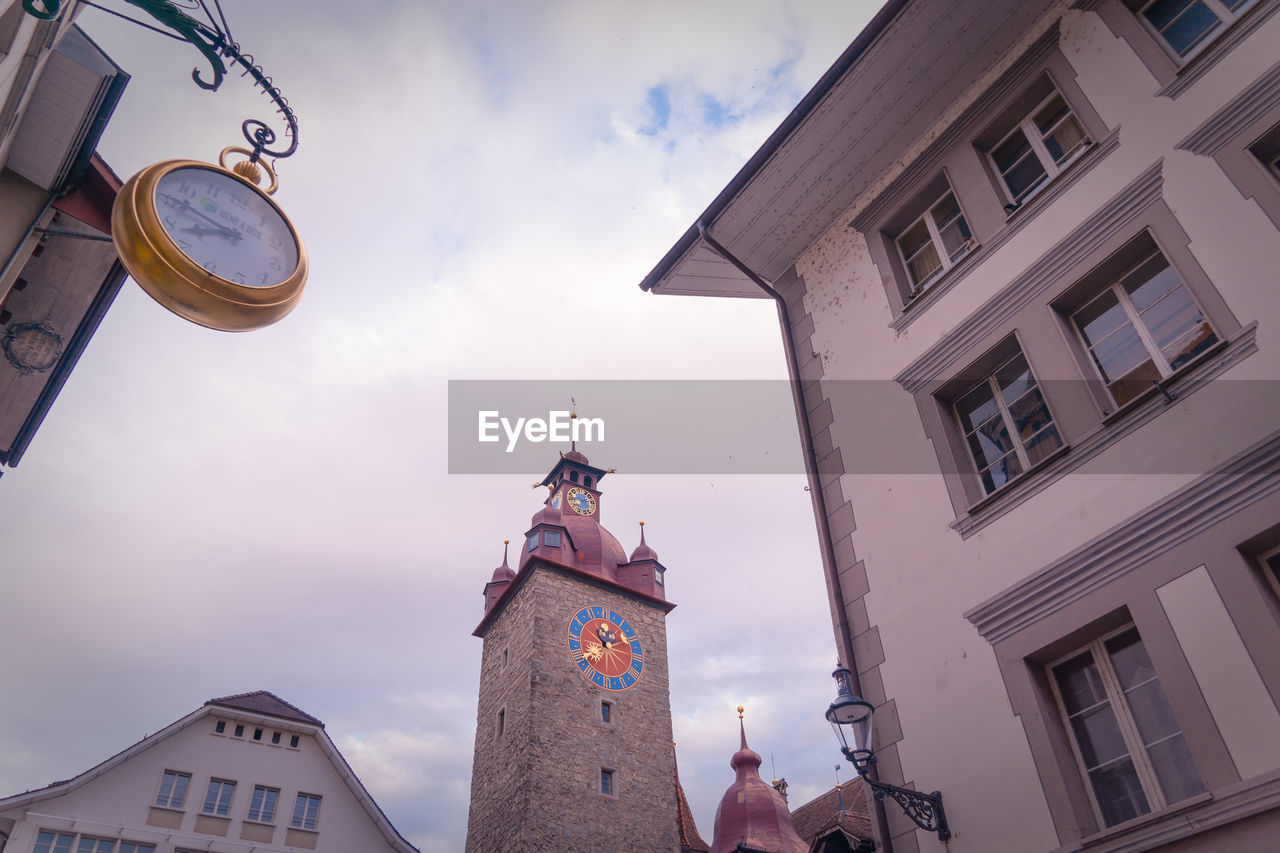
<box><xmin>566</xmin><ymin>605</ymin><xmax>643</xmax><ymax>691</ymax></box>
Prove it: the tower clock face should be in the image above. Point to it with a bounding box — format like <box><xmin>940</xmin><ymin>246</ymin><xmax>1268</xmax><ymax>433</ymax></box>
<box><xmin>567</xmin><ymin>605</ymin><xmax>643</xmax><ymax>691</ymax></box>
<box><xmin>566</xmin><ymin>487</ymin><xmax>596</xmax><ymax>516</ymax></box>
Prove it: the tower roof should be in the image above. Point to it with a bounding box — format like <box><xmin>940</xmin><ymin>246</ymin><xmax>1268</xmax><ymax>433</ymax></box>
<box><xmin>489</xmin><ymin>540</ymin><xmax>515</xmax><ymax>583</ymax></box>
<box><xmin>709</xmin><ymin>709</ymin><xmax>808</xmax><ymax>853</ymax></box>
<box><xmin>630</xmin><ymin>520</ymin><xmax>659</xmax><ymax>562</ymax></box>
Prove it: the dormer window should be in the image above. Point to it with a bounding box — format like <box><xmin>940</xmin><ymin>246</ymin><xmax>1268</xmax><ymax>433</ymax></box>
<box><xmin>655</xmin><ymin>567</ymin><xmax>665</xmax><ymax>587</ymax></box>
<box><xmin>527</xmin><ymin>533</ymin><xmax>539</xmax><ymax>552</ymax></box>
<box><xmin>544</xmin><ymin>530</ymin><xmax>561</xmax><ymax>547</ymax></box>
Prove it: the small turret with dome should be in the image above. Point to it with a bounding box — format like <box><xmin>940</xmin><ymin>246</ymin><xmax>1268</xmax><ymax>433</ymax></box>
<box><xmin>709</xmin><ymin>706</ymin><xmax>809</xmax><ymax>853</ymax></box>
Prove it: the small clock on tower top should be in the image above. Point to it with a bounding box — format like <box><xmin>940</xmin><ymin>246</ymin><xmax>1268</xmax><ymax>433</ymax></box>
<box><xmin>539</xmin><ymin>447</ymin><xmax>609</xmax><ymax>520</ymax></box>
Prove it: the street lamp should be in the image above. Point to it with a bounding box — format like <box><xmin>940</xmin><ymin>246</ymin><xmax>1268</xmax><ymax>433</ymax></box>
<box><xmin>825</xmin><ymin>662</ymin><xmax>952</xmax><ymax>842</ymax></box>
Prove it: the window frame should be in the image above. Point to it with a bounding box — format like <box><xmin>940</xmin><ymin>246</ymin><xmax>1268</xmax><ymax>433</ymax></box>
<box><xmin>201</xmin><ymin>777</ymin><xmax>237</xmax><ymax>817</ymax></box>
<box><xmin>983</xmin><ymin>88</ymin><xmax>1092</xmax><ymax>209</ymax></box>
<box><xmin>154</xmin><ymin>769</ymin><xmax>191</xmax><ymax>810</ymax></box>
<box><xmin>600</xmin><ymin>768</ymin><xmax>615</xmax><ymax>797</ymax></box>
<box><xmin>893</xmin><ymin>184</ymin><xmax>976</xmax><ymax>296</ymax></box>
<box><xmin>1257</xmin><ymin>544</ymin><xmax>1280</xmax><ymax>603</ymax></box>
<box><xmin>247</xmin><ymin>784</ymin><xmax>280</xmax><ymax>824</ymax></box>
<box><xmin>1133</xmin><ymin>0</ymin><xmax>1260</xmax><ymax>63</ymax></box>
<box><xmin>950</xmin><ymin>344</ymin><xmax>1065</xmax><ymax>497</ymax></box>
<box><xmin>1066</xmin><ymin>246</ymin><xmax>1219</xmax><ymax>408</ymax></box>
<box><xmin>600</xmin><ymin>700</ymin><xmax>612</xmax><ymax>723</ymax></box>
<box><xmin>74</xmin><ymin>838</ymin><xmax>115</xmax><ymax>853</ymax></box>
<box><xmin>1047</xmin><ymin>624</ymin><xmax>1204</xmax><ymax>829</ymax></box>
<box><xmin>291</xmin><ymin>792</ymin><xmax>322</xmax><ymax>831</ymax></box>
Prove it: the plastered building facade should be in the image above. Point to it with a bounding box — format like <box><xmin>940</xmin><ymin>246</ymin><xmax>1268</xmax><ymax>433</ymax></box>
<box><xmin>642</xmin><ymin>1</ymin><xmax>1280</xmax><ymax>850</ymax></box>
<box><xmin>0</xmin><ymin>692</ymin><xmax>417</xmax><ymax>853</ymax></box>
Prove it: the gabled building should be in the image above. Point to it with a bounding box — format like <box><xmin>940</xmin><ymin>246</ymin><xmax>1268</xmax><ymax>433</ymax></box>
<box><xmin>641</xmin><ymin>1</ymin><xmax>1280</xmax><ymax>851</ymax></box>
<box><xmin>0</xmin><ymin>691</ymin><xmax>417</xmax><ymax>853</ymax></box>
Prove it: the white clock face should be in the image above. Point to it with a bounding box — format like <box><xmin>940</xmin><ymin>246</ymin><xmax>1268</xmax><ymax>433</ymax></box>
<box><xmin>154</xmin><ymin>166</ymin><xmax>299</xmax><ymax>287</ymax></box>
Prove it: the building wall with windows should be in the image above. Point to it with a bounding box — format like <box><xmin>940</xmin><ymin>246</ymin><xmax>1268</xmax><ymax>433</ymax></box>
<box><xmin>641</xmin><ymin>1</ymin><xmax>1280</xmax><ymax>851</ymax></box>
<box><xmin>0</xmin><ymin>692</ymin><xmax>417</xmax><ymax>853</ymax></box>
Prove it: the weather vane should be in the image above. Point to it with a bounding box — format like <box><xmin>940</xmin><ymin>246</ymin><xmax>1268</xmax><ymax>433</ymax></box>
<box><xmin>24</xmin><ymin>0</ymin><xmax>309</xmax><ymax>332</ymax></box>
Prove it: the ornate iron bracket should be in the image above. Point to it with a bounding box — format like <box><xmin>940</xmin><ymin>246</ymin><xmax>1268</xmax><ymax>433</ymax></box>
<box><xmin>25</xmin><ymin>0</ymin><xmax>298</xmax><ymax>162</ymax></box>
<box><xmin>866</xmin><ymin>777</ymin><xmax>951</xmax><ymax>841</ymax></box>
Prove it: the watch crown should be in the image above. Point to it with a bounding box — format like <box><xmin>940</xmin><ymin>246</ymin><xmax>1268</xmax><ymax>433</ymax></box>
<box><xmin>232</xmin><ymin>159</ymin><xmax>262</xmax><ymax>186</ymax></box>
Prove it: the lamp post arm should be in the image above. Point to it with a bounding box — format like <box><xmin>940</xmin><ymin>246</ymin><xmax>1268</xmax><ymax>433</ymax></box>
<box><xmin>865</xmin><ymin>778</ymin><xmax>951</xmax><ymax>842</ymax></box>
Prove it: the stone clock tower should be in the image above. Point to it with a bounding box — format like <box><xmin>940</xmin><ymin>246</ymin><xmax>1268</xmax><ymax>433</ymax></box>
<box><xmin>464</xmin><ymin>450</ymin><xmax>681</xmax><ymax>852</ymax></box>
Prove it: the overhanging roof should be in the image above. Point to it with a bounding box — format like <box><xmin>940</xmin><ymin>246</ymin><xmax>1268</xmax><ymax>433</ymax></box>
<box><xmin>639</xmin><ymin>0</ymin><xmax>1058</xmax><ymax>297</ymax></box>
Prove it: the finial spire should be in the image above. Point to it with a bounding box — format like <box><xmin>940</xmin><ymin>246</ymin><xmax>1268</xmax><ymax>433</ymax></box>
<box><xmin>737</xmin><ymin>704</ymin><xmax>747</xmax><ymax>750</ymax></box>
<box><xmin>502</xmin><ymin>539</ymin><xmax>510</xmax><ymax>566</ymax></box>
<box><xmin>570</xmin><ymin>395</ymin><xmax>577</xmax><ymax>452</ymax></box>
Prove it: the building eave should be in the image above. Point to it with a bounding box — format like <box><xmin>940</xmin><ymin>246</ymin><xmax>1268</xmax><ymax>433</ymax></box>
<box><xmin>638</xmin><ymin>0</ymin><xmax>911</xmax><ymax>296</ymax></box>
<box><xmin>639</xmin><ymin>0</ymin><xmax>1061</xmax><ymax>297</ymax></box>
<box><xmin>474</xmin><ymin>558</ymin><xmax>676</xmax><ymax>637</ymax></box>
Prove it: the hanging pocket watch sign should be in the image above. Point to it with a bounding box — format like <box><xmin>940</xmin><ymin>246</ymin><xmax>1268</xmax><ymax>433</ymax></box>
<box><xmin>111</xmin><ymin>147</ymin><xmax>308</xmax><ymax>332</ymax></box>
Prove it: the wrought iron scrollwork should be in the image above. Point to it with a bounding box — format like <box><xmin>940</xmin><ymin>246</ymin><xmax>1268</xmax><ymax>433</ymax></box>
<box><xmin>28</xmin><ymin>0</ymin><xmax>298</xmax><ymax>162</ymax></box>
<box><xmin>867</xmin><ymin>778</ymin><xmax>951</xmax><ymax>841</ymax></box>
<box><xmin>22</xmin><ymin>1</ymin><xmax>60</xmax><ymax>20</ymax></box>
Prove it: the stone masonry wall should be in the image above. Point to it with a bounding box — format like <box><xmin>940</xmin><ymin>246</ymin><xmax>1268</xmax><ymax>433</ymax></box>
<box><xmin>465</xmin><ymin>565</ymin><xmax>678</xmax><ymax>852</ymax></box>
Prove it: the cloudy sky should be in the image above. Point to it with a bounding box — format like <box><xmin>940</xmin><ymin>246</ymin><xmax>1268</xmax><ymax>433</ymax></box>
<box><xmin>0</xmin><ymin>1</ymin><xmax>881</xmax><ymax>849</ymax></box>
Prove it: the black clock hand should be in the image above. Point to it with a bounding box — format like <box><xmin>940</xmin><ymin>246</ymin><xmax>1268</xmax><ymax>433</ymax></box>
<box><xmin>157</xmin><ymin>193</ymin><xmax>243</xmax><ymax>242</ymax></box>
<box><xmin>181</xmin><ymin>224</ymin><xmax>235</xmax><ymax>241</ymax></box>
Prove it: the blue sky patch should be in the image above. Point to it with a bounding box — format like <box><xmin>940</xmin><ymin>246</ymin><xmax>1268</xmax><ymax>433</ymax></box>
<box><xmin>640</xmin><ymin>84</ymin><xmax>671</xmax><ymax>135</ymax></box>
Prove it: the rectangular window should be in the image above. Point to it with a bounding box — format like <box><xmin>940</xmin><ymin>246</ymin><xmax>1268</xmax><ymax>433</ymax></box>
<box><xmin>527</xmin><ymin>533</ymin><xmax>539</xmax><ymax>552</ymax></box>
<box><xmin>655</xmin><ymin>567</ymin><xmax>665</xmax><ymax>587</ymax></box>
<box><xmin>1137</xmin><ymin>0</ymin><xmax>1257</xmax><ymax>59</ymax></box>
<box><xmin>248</xmin><ymin>785</ymin><xmax>279</xmax><ymax>823</ymax></box>
<box><xmin>202</xmin><ymin>778</ymin><xmax>236</xmax><ymax>816</ymax></box>
<box><xmin>33</xmin><ymin>833</ymin><xmax>75</xmax><ymax>853</ymax></box>
<box><xmin>214</xmin><ymin>720</ymin><xmax>225</xmax><ymax>734</ymax></box>
<box><xmin>253</xmin><ymin>727</ymin><xmax>263</xmax><ymax>741</ymax></box>
<box><xmin>895</xmin><ymin>188</ymin><xmax>974</xmax><ymax>294</ymax></box>
<box><xmin>1051</xmin><ymin>626</ymin><xmax>1203</xmax><ymax>827</ymax></box>
<box><xmin>155</xmin><ymin>770</ymin><xmax>191</xmax><ymax>809</ymax></box>
<box><xmin>233</xmin><ymin>724</ymin><xmax>244</xmax><ymax>738</ymax></box>
<box><xmin>989</xmin><ymin>90</ymin><xmax>1090</xmax><ymax>206</ymax></box>
<box><xmin>289</xmin><ymin>734</ymin><xmax>300</xmax><ymax>748</ymax></box>
<box><xmin>601</xmin><ymin>701</ymin><xmax>612</xmax><ymax>723</ymax></box>
<box><xmin>271</xmin><ymin>731</ymin><xmax>281</xmax><ymax>745</ymax></box>
<box><xmin>292</xmin><ymin>793</ymin><xmax>322</xmax><ymax>830</ymax></box>
<box><xmin>119</xmin><ymin>844</ymin><xmax>155</xmax><ymax>853</ymax></box>
<box><xmin>1070</xmin><ymin>249</ymin><xmax>1217</xmax><ymax>406</ymax></box>
<box><xmin>543</xmin><ymin>530</ymin><xmax>562</xmax><ymax>547</ymax></box>
<box><xmin>75</xmin><ymin>839</ymin><xmax>114</xmax><ymax>853</ymax></box>
<box><xmin>496</xmin><ymin>708</ymin><xmax>505</xmax><ymax>737</ymax></box>
<box><xmin>600</xmin><ymin>769</ymin><xmax>614</xmax><ymax>796</ymax></box>
<box><xmin>954</xmin><ymin>349</ymin><xmax>1063</xmax><ymax>495</ymax></box>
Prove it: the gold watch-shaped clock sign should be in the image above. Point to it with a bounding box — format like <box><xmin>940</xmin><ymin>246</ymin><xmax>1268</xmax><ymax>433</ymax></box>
<box><xmin>111</xmin><ymin>147</ymin><xmax>308</xmax><ymax>332</ymax></box>
<box><xmin>567</xmin><ymin>605</ymin><xmax>643</xmax><ymax>691</ymax></box>
<box><xmin>566</xmin><ymin>486</ymin><xmax>596</xmax><ymax>516</ymax></box>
